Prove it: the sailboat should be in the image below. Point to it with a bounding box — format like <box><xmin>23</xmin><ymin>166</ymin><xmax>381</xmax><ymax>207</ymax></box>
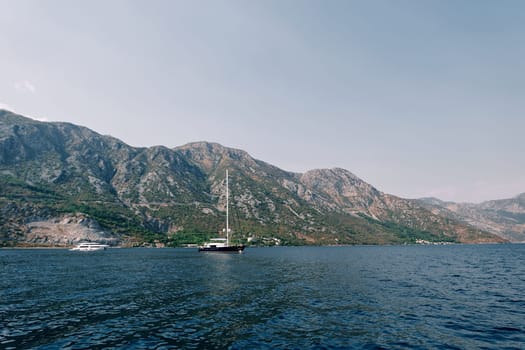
<box><xmin>198</xmin><ymin>170</ymin><xmax>246</xmax><ymax>253</ymax></box>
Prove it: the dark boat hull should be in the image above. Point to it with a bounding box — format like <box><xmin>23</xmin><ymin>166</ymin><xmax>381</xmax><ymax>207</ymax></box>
<box><xmin>198</xmin><ymin>245</ymin><xmax>245</xmax><ymax>253</ymax></box>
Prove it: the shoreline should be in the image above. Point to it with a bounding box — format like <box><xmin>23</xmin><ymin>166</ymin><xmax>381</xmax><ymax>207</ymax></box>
<box><xmin>1</xmin><ymin>242</ymin><xmax>513</xmax><ymax>250</ymax></box>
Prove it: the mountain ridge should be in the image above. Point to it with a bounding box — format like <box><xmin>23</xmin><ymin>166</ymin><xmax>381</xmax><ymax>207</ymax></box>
<box><xmin>0</xmin><ymin>109</ymin><xmax>508</xmax><ymax>246</ymax></box>
<box><xmin>417</xmin><ymin>193</ymin><xmax>525</xmax><ymax>242</ymax></box>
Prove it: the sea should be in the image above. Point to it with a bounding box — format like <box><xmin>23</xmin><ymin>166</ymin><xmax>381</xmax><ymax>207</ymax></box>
<box><xmin>1</xmin><ymin>244</ymin><xmax>524</xmax><ymax>349</ymax></box>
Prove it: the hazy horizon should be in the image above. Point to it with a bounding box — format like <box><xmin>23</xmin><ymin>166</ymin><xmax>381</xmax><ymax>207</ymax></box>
<box><xmin>1</xmin><ymin>0</ymin><xmax>524</xmax><ymax>203</ymax></box>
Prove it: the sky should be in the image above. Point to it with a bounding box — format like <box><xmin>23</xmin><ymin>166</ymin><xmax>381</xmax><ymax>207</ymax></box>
<box><xmin>1</xmin><ymin>0</ymin><xmax>524</xmax><ymax>203</ymax></box>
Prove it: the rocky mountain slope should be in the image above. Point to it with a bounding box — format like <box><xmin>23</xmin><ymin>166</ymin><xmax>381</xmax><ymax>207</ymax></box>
<box><xmin>417</xmin><ymin>194</ymin><xmax>525</xmax><ymax>242</ymax></box>
<box><xmin>0</xmin><ymin>109</ymin><xmax>505</xmax><ymax>246</ymax></box>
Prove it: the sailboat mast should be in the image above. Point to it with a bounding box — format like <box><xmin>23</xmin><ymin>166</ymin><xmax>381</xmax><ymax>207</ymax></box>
<box><xmin>226</xmin><ymin>169</ymin><xmax>229</xmax><ymax>246</ymax></box>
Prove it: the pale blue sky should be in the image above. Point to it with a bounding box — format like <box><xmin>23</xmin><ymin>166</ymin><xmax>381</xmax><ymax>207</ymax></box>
<box><xmin>1</xmin><ymin>0</ymin><xmax>524</xmax><ymax>203</ymax></box>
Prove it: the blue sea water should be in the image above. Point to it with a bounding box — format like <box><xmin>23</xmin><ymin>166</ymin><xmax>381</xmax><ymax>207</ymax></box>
<box><xmin>1</xmin><ymin>245</ymin><xmax>524</xmax><ymax>349</ymax></box>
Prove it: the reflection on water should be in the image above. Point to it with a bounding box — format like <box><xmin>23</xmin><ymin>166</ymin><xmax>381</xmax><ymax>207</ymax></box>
<box><xmin>1</xmin><ymin>245</ymin><xmax>524</xmax><ymax>349</ymax></box>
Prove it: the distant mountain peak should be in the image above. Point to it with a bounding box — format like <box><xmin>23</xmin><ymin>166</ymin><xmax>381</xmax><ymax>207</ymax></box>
<box><xmin>515</xmin><ymin>192</ymin><xmax>525</xmax><ymax>200</ymax></box>
<box><xmin>418</xmin><ymin>197</ymin><xmax>448</xmax><ymax>206</ymax></box>
<box><xmin>416</xmin><ymin>193</ymin><xmax>525</xmax><ymax>242</ymax></box>
<box><xmin>178</xmin><ymin>141</ymin><xmax>254</xmax><ymax>160</ymax></box>
<box><xmin>303</xmin><ymin>167</ymin><xmax>359</xmax><ymax>178</ymax></box>
<box><xmin>174</xmin><ymin>141</ymin><xmax>259</xmax><ymax>174</ymax></box>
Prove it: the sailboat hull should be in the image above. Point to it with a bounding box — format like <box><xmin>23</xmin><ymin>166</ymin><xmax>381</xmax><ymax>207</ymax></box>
<box><xmin>198</xmin><ymin>245</ymin><xmax>245</xmax><ymax>253</ymax></box>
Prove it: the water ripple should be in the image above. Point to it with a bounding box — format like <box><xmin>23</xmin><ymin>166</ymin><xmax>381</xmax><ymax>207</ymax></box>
<box><xmin>1</xmin><ymin>245</ymin><xmax>524</xmax><ymax>349</ymax></box>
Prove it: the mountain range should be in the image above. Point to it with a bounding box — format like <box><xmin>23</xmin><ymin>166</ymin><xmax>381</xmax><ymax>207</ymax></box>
<box><xmin>1</xmin><ymin>109</ymin><xmax>519</xmax><ymax>247</ymax></box>
<box><xmin>417</xmin><ymin>195</ymin><xmax>525</xmax><ymax>242</ymax></box>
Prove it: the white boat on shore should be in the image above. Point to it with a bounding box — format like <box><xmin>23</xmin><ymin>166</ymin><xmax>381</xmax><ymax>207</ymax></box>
<box><xmin>69</xmin><ymin>242</ymin><xmax>109</xmax><ymax>251</ymax></box>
